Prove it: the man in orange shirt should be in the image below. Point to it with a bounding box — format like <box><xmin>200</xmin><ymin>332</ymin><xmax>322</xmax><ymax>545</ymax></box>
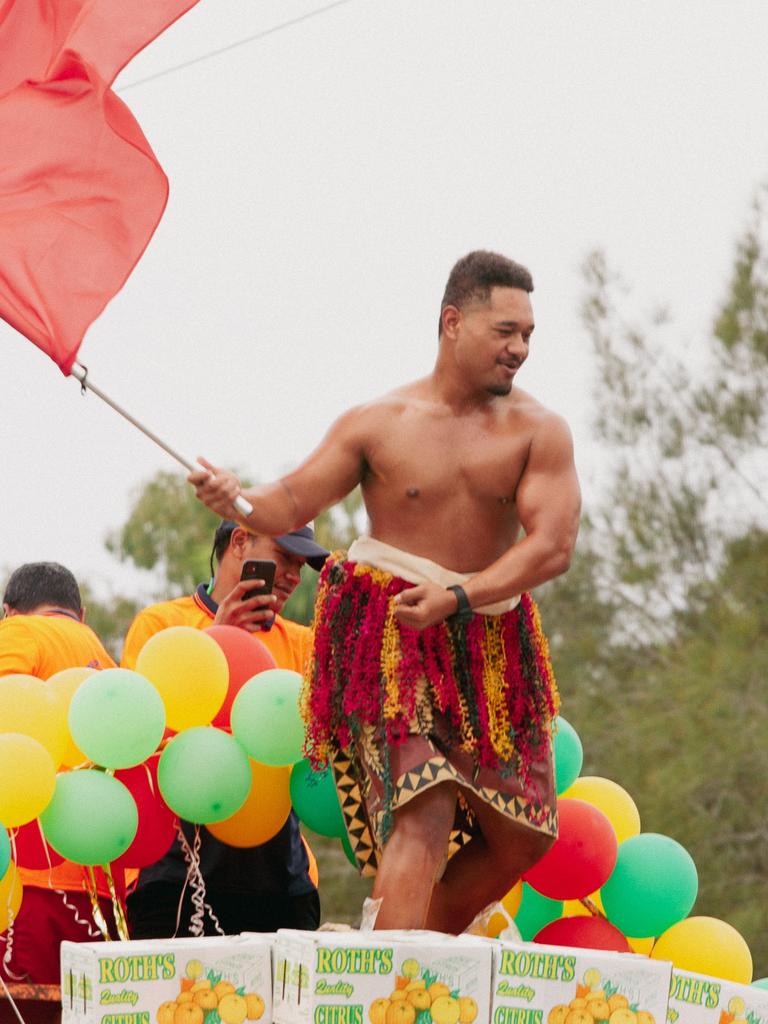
<box><xmin>0</xmin><ymin>562</ymin><xmax>115</xmax><ymax>677</ymax></box>
<box><xmin>0</xmin><ymin>562</ymin><xmax>118</xmax><ymax>984</ymax></box>
<box><xmin>121</xmin><ymin>521</ymin><xmax>328</xmax><ymax>936</ymax></box>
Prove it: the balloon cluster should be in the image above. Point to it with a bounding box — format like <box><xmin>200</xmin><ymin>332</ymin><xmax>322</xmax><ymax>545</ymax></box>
<box><xmin>485</xmin><ymin>716</ymin><xmax>757</xmax><ymax>986</ymax></box>
<box><xmin>0</xmin><ymin>623</ymin><xmax>348</xmax><ymax>933</ymax></box>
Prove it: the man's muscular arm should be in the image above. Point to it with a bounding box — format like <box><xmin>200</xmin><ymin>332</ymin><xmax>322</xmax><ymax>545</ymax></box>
<box><xmin>462</xmin><ymin>413</ymin><xmax>580</xmax><ymax>607</ymax></box>
<box><xmin>188</xmin><ymin>406</ymin><xmax>368</xmax><ymax>533</ymax></box>
<box><xmin>394</xmin><ymin>413</ymin><xmax>580</xmax><ymax>629</ymax></box>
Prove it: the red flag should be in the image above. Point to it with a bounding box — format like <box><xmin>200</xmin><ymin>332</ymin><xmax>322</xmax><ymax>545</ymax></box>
<box><xmin>0</xmin><ymin>0</ymin><xmax>199</xmax><ymax>375</ymax></box>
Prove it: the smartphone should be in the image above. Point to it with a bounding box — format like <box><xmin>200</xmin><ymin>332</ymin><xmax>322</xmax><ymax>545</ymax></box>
<box><xmin>240</xmin><ymin>559</ymin><xmax>276</xmax><ymax>600</ymax></box>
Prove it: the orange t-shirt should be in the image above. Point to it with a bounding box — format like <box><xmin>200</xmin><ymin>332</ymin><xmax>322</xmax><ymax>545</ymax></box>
<box><xmin>0</xmin><ymin>612</ymin><xmax>117</xmax><ymax>897</ymax></box>
<box><xmin>120</xmin><ymin>587</ymin><xmax>318</xmax><ymax>887</ymax></box>
<box><xmin>120</xmin><ymin>590</ymin><xmax>313</xmax><ymax>673</ymax></box>
<box><xmin>0</xmin><ymin>613</ymin><xmax>115</xmax><ymax>677</ymax></box>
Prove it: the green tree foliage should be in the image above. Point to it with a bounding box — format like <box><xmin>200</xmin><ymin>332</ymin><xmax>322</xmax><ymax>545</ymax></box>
<box><xmin>556</xmin><ymin>529</ymin><xmax>768</xmax><ymax>972</ymax></box>
<box><xmin>106</xmin><ymin>471</ymin><xmax>225</xmax><ymax>595</ymax></box>
<box><xmin>577</xmin><ymin>187</ymin><xmax>768</xmax><ymax>641</ymax></box>
<box><xmin>79</xmin><ymin>585</ymin><xmax>141</xmax><ymax>662</ymax></box>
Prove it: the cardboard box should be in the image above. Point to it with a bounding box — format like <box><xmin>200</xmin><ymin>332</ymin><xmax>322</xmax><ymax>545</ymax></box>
<box><xmin>667</xmin><ymin>969</ymin><xmax>768</xmax><ymax>1024</ymax></box>
<box><xmin>272</xmin><ymin>929</ymin><xmax>493</xmax><ymax>1024</ymax></box>
<box><xmin>490</xmin><ymin>940</ymin><xmax>672</xmax><ymax>1024</ymax></box>
<box><xmin>60</xmin><ymin>934</ymin><xmax>273</xmax><ymax>1024</ymax></box>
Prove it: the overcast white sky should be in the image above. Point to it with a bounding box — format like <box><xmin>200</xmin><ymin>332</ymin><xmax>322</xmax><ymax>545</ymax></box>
<box><xmin>3</xmin><ymin>0</ymin><xmax>768</xmax><ymax>601</ymax></box>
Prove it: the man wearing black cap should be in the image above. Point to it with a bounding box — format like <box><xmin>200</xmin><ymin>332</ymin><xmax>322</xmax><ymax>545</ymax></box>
<box><xmin>121</xmin><ymin>522</ymin><xmax>329</xmax><ymax>936</ymax></box>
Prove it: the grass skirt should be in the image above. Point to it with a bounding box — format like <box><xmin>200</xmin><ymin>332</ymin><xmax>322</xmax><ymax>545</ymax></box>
<box><xmin>301</xmin><ymin>554</ymin><xmax>560</xmax><ymax>876</ymax></box>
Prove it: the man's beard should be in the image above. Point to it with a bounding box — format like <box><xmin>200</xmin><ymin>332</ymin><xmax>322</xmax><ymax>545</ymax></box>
<box><xmin>485</xmin><ymin>381</ymin><xmax>512</xmax><ymax>397</ymax></box>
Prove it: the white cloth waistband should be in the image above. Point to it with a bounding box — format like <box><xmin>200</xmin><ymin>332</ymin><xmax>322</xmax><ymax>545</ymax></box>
<box><xmin>346</xmin><ymin>536</ymin><xmax>520</xmax><ymax>617</ymax></box>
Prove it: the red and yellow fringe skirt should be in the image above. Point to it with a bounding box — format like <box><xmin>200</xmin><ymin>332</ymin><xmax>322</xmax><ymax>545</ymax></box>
<box><xmin>301</xmin><ymin>554</ymin><xmax>560</xmax><ymax>877</ymax></box>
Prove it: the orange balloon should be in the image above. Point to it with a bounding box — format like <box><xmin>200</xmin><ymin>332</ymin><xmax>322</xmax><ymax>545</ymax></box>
<box><xmin>501</xmin><ymin>880</ymin><xmax>523</xmax><ymax>917</ymax></box>
<box><xmin>0</xmin><ymin>861</ymin><xmax>24</xmax><ymax>933</ymax></box>
<box><xmin>206</xmin><ymin>760</ymin><xmax>291</xmax><ymax>847</ymax></box>
<box><xmin>486</xmin><ymin>911</ymin><xmax>511</xmax><ymax>938</ymax></box>
<box><xmin>47</xmin><ymin>666</ymin><xmax>97</xmax><ymax>767</ymax></box>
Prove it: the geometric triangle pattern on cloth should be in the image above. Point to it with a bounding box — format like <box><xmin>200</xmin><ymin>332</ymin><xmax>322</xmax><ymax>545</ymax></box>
<box><xmin>330</xmin><ymin>747</ymin><xmax>558</xmax><ymax>880</ymax></box>
<box><xmin>331</xmin><ymin>750</ymin><xmax>379</xmax><ymax>878</ymax></box>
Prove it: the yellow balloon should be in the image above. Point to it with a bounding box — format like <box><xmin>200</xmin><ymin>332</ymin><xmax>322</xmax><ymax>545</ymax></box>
<box><xmin>0</xmin><ymin>732</ymin><xmax>56</xmax><ymax>827</ymax></box>
<box><xmin>652</xmin><ymin>916</ymin><xmax>753</xmax><ymax>984</ymax></box>
<box><xmin>136</xmin><ymin>626</ymin><xmax>228</xmax><ymax>731</ymax></box>
<box><xmin>206</xmin><ymin>760</ymin><xmax>291</xmax><ymax>847</ymax></box>
<box><xmin>563</xmin><ymin>889</ymin><xmax>605</xmax><ymax>917</ymax></box>
<box><xmin>0</xmin><ymin>674</ymin><xmax>68</xmax><ymax>766</ymax></box>
<box><xmin>47</xmin><ymin>666</ymin><xmax>97</xmax><ymax>767</ymax></box>
<box><xmin>628</xmin><ymin>935</ymin><xmax>655</xmax><ymax>955</ymax></box>
<box><xmin>501</xmin><ymin>880</ymin><xmax>523</xmax><ymax>918</ymax></box>
<box><xmin>0</xmin><ymin>861</ymin><xmax>24</xmax><ymax>933</ymax></box>
<box><xmin>561</xmin><ymin>776</ymin><xmax>641</xmax><ymax>844</ymax></box>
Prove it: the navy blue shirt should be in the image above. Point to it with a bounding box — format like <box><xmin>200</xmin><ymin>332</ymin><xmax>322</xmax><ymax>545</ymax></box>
<box><xmin>136</xmin><ymin>812</ymin><xmax>314</xmax><ymax>896</ymax></box>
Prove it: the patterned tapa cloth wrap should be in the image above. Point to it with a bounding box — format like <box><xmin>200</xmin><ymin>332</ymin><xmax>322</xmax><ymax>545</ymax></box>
<box><xmin>300</xmin><ymin>550</ymin><xmax>560</xmax><ymax>878</ymax></box>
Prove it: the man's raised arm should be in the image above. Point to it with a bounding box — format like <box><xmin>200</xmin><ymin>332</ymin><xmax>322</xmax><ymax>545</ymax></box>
<box><xmin>188</xmin><ymin>406</ymin><xmax>368</xmax><ymax>533</ymax></box>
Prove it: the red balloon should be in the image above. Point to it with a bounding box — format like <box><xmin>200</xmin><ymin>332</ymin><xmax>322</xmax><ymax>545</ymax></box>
<box><xmin>535</xmin><ymin>915</ymin><xmax>631</xmax><ymax>952</ymax></box>
<box><xmin>113</xmin><ymin>756</ymin><xmax>178</xmax><ymax>869</ymax></box>
<box><xmin>205</xmin><ymin>625</ymin><xmax>277</xmax><ymax>728</ymax></box>
<box><xmin>524</xmin><ymin>797</ymin><xmax>618</xmax><ymax>900</ymax></box>
<box><xmin>13</xmin><ymin>819</ymin><xmax>65</xmax><ymax>870</ymax></box>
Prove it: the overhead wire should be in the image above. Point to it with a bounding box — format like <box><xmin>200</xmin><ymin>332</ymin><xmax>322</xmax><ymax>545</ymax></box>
<box><xmin>116</xmin><ymin>0</ymin><xmax>356</xmax><ymax>93</ymax></box>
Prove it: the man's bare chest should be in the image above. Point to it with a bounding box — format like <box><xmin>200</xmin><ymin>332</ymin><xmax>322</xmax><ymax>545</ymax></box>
<box><xmin>364</xmin><ymin>414</ymin><xmax>531</xmax><ymax>502</ymax></box>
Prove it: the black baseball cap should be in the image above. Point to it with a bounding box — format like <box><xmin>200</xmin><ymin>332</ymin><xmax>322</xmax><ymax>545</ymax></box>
<box><xmin>212</xmin><ymin>521</ymin><xmax>329</xmax><ymax>572</ymax></box>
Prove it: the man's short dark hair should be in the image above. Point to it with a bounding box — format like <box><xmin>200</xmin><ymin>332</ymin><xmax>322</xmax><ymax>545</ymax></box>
<box><xmin>3</xmin><ymin>562</ymin><xmax>82</xmax><ymax>614</ymax></box>
<box><xmin>439</xmin><ymin>250</ymin><xmax>534</xmax><ymax>335</ymax></box>
<box><xmin>212</xmin><ymin>520</ymin><xmax>238</xmax><ymax>570</ymax></box>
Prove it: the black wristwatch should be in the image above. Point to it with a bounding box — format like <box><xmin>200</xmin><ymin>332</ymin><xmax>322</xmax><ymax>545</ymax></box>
<box><xmin>446</xmin><ymin>584</ymin><xmax>474</xmax><ymax>623</ymax></box>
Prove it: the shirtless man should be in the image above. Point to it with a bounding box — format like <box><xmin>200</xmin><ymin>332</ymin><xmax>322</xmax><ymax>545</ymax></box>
<box><xmin>189</xmin><ymin>250</ymin><xmax>581</xmax><ymax>932</ymax></box>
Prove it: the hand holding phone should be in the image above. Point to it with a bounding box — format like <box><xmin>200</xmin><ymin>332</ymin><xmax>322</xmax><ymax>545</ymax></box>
<box><xmin>213</xmin><ymin>559</ymin><xmax>278</xmax><ymax>632</ymax></box>
<box><xmin>240</xmin><ymin>559</ymin><xmax>277</xmax><ymax>600</ymax></box>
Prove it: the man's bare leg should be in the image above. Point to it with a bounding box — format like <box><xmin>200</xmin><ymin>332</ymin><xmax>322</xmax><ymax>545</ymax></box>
<box><xmin>425</xmin><ymin>789</ymin><xmax>555</xmax><ymax>934</ymax></box>
<box><xmin>371</xmin><ymin>781</ymin><xmax>458</xmax><ymax>930</ymax></box>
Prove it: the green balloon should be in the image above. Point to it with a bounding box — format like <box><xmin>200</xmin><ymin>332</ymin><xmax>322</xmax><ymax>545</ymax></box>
<box><xmin>158</xmin><ymin>727</ymin><xmax>251</xmax><ymax>824</ymax></box>
<box><xmin>601</xmin><ymin>832</ymin><xmax>698</xmax><ymax>938</ymax></box>
<box><xmin>514</xmin><ymin>882</ymin><xmax>563</xmax><ymax>940</ymax></box>
<box><xmin>752</xmin><ymin>978</ymin><xmax>768</xmax><ymax>990</ymax></box>
<box><xmin>231</xmin><ymin>669</ymin><xmax>305</xmax><ymax>766</ymax></box>
<box><xmin>40</xmin><ymin>771</ymin><xmax>138</xmax><ymax>865</ymax></box>
<box><xmin>553</xmin><ymin>716</ymin><xmax>583</xmax><ymax>794</ymax></box>
<box><xmin>290</xmin><ymin>759</ymin><xmax>345</xmax><ymax>838</ymax></box>
<box><xmin>340</xmin><ymin>831</ymin><xmax>358</xmax><ymax>869</ymax></box>
<box><xmin>0</xmin><ymin>825</ymin><xmax>10</xmax><ymax>881</ymax></box>
<box><xmin>69</xmin><ymin>669</ymin><xmax>166</xmax><ymax>769</ymax></box>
